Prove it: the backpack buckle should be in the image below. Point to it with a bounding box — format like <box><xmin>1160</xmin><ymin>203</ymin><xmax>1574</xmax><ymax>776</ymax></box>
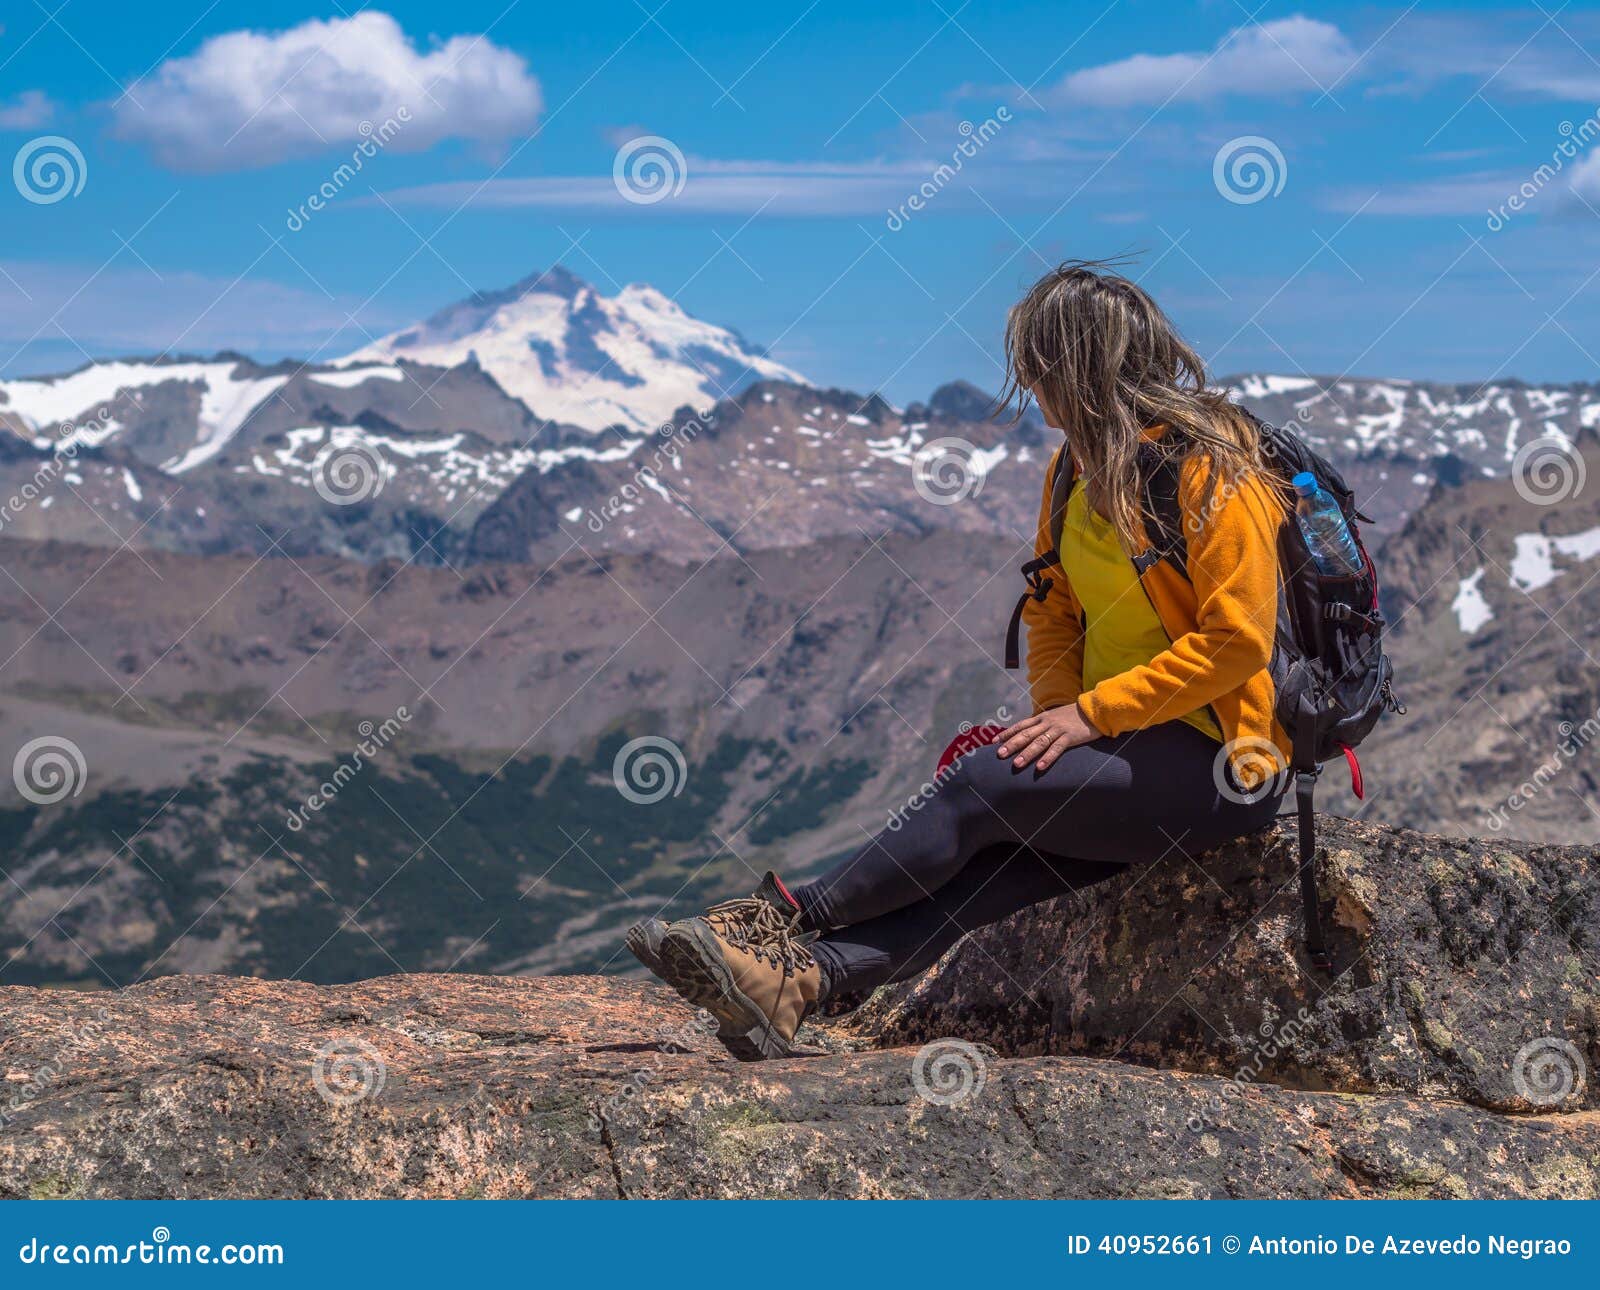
<box><xmin>1323</xmin><ymin>602</ymin><xmax>1381</xmax><ymax>631</ymax></box>
<box><xmin>1021</xmin><ymin>560</ymin><xmax>1053</xmax><ymax>602</ymax></box>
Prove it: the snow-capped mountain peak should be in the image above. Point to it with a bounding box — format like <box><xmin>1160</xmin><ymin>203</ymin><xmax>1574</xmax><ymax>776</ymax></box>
<box><xmin>341</xmin><ymin>267</ymin><xmax>805</xmax><ymax>432</ymax></box>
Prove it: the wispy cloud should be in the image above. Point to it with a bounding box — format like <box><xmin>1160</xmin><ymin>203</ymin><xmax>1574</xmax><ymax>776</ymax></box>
<box><xmin>0</xmin><ymin>90</ymin><xmax>55</xmax><ymax>130</ymax></box>
<box><xmin>380</xmin><ymin>159</ymin><xmax>921</xmax><ymax>215</ymax></box>
<box><xmin>1323</xmin><ymin>174</ymin><xmax>1534</xmax><ymax>217</ymax></box>
<box><xmin>111</xmin><ymin>12</ymin><xmax>541</xmax><ymax>172</ymax></box>
<box><xmin>1375</xmin><ymin>12</ymin><xmax>1600</xmax><ymax>101</ymax></box>
<box><xmin>1048</xmin><ymin>16</ymin><xmax>1359</xmax><ymax>106</ymax></box>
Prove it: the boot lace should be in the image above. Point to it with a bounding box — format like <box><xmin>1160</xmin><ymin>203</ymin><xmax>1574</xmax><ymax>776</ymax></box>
<box><xmin>705</xmin><ymin>897</ymin><xmax>815</xmax><ymax>976</ymax></box>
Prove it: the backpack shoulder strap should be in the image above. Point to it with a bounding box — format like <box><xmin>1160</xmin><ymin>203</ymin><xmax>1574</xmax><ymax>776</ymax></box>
<box><xmin>1133</xmin><ymin>443</ymin><xmax>1190</xmax><ymax>582</ymax></box>
<box><xmin>1046</xmin><ymin>445</ymin><xmax>1075</xmax><ymax>551</ymax></box>
<box><xmin>1004</xmin><ymin>448</ymin><xmax>1076</xmax><ymax>670</ymax></box>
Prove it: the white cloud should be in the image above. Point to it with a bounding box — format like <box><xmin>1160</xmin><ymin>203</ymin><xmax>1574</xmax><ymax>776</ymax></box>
<box><xmin>111</xmin><ymin>12</ymin><xmax>541</xmax><ymax>171</ymax></box>
<box><xmin>1052</xmin><ymin>16</ymin><xmax>1358</xmax><ymax>106</ymax></box>
<box><xmin>1322</xmin><ymin>174</ymin><xmax>1527</xmax><ymax>217</ymax></box>
<box><xmin>381</xmin><ymin>158</ymin><xmax>947</xmax><ymax>216</ymax></box>
<box><xmin>1322</xmin><ymin>154</ymin><xmax>1600</xmax><ymax>220</ymax></box>
<box><xmin>1376</xmin><ymin>14</ymin><xmax>1600</xmax><ymax>101</ymax></box>
<box><xmin>0</xmin><ymin>91</ymin><xmax>55</xmax><ymax>130</ymax></box>
<box><xmin>1566</xmin><ymin>150</ymin><xmax>1600</xmax><ymax>204</ymax></box>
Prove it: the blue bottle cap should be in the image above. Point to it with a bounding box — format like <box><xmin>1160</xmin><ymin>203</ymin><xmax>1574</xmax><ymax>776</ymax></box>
<box><xmin>1292</xmin><ymin>471</ymin><xmax>1318</xmax><ymax>496</ymax></box>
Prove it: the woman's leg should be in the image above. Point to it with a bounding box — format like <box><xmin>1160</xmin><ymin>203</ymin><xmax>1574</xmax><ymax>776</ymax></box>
<box><xmin>792</xmin><ymin>720</ymin><xmax>1277</xmax><ymax>932</ymax></box>
<box><xmin>811</xmin><ymin>843</ymin><xmax>1126</xmax><ymax>998</ymax></box>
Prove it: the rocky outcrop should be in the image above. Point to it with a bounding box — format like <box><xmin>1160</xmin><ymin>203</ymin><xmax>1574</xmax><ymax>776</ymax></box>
<box><xmin>852</xmin><ymin>818</ymin><xmax>1598</xmax><ymax>1114</ymax></box>
<box><xmin>0</xmin><ymin>972</ymin><xmax>1594</xmax><ymax>1200</ymax></box>
<box><xmin>0</xmin><ymin>819</ymin><xmax>1593</xmax><ymax>1199</ymax></box>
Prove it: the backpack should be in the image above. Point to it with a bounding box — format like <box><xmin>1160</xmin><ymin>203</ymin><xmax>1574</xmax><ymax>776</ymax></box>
<box><xmin>1003</xmin><ymin>408</ymin><xmax>1403</xmax><ymax>971</ymax></box>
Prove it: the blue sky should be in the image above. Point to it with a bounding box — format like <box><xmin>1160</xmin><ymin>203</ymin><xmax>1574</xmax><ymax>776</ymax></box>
<box><xmin>4</xmin><ymin>0</ymin><xmax>1600</xmax><ymax>401</ymax></box>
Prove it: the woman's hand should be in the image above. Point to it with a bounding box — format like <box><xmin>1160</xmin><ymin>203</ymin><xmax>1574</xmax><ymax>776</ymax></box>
<box><xmin>995</xmin><ymin>704</ymin><xmax>1102</xmax><ymax>771</ymax></box>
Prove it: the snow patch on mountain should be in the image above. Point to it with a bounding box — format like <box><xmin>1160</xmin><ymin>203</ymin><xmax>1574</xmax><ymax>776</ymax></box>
<box><xmin>0</xmin><ymin>361</ymin><xmax>288</xmax><ymax>466</ymax></box>
<box><xmin>1452</xmin><ymin>567</ymin><xmax>1492</xmax><ymax>635</ymax></box>
<box><xmin>243</xmin><ymin>423</ymin><xmax>643</xmax><ymax>505</ymax></box>
<box><xmin>1508</xmin><ymin>527</ymin><xmax>1600</xmax><ymax>593</ymax></box>
<box><xmin>310</xmin><ymin>365</ymin><xmax>408</xmax><ymax>389</ymax></box>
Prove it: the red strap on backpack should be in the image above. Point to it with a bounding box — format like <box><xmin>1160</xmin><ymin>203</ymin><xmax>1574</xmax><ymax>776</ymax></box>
<box><xmin>1339</xmin><ymin>742</ymin><xmax>1364</xmax><ymax>800</ymax></box>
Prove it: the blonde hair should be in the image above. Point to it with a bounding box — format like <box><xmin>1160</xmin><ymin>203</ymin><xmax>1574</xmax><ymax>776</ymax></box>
<box><xmin>998</xmin><ymin>260</ymin><xmax>1272</xmax><ymax>552</ymax></box>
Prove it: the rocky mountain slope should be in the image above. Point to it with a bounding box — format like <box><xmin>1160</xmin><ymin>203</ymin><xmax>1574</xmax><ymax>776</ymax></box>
<box><xmin>0</xmin><ymin>531</ymin><xmax>1021</xmax><ymax>985</ymax></box>
<box><xmin>1336</xmin><ymin>431</ymin><xmax>1600</xmax><ymax>842</ymax></box>
<box><xmin>0</xmin><ymin>818</ymin><xmax>1591</xmax><ymax>1199</ymax></box>
<box><xmin>2</xmin><ymin>416</ymin><xmax>1598</xmax><ymax>987</ymax></box>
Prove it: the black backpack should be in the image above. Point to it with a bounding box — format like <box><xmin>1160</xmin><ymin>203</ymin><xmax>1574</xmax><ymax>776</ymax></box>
<box><xmin>1004</xmin><ymin>408</ymin><xmax>1403</xmax><ymax>971</ymax></box>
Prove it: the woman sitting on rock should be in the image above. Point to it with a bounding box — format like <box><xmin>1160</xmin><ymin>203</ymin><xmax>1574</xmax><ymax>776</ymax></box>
<box><xmin>629</xmin><ymin>261</ymin><xmax>1289</xmax><ymax>1060</ymax></box>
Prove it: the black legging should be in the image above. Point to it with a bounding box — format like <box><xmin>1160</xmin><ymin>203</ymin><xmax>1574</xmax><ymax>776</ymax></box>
<box><xmin>793</xmin><ymin>721</ymin><xmax>1280</xmax><ymax>998</ymax></box>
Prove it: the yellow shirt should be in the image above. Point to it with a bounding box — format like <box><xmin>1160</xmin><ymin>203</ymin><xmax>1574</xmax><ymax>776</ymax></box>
<box><xmin>1059</xmin><ymin>484</ymin><xmax>1223</xmax><ymax>742</ymax></box>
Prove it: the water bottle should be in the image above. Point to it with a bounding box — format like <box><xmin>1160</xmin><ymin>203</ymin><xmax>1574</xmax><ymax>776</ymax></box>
<box><xmin>1293</xmin><ymin>472</ymin><xmax>1363</xmax><ymax>576</ymax></box>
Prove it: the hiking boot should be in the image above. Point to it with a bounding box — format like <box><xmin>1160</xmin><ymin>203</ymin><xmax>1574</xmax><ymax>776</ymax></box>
<box><xmin>657</xmin><ymin>872</ymin><xmax>821</xmax><ymax>1061</ymax></box>
<box><xmin>624</xmin><ymin>917</ymin><xmax>670</xmax><ymax>977</ymax></box>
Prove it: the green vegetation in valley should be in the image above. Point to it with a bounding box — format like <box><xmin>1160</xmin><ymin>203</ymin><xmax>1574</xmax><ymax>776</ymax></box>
<box><xmin>0</xmin><ymin>731</ymin><xmax>875</xmax><ymax>987</ymax></box>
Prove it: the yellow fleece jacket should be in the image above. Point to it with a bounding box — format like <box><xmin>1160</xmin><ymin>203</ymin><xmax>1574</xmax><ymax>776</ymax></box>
<box><xmin>1021</xmin><ymin>442</ymin><xmax>1291</xmax><ymax>785</ymax></box>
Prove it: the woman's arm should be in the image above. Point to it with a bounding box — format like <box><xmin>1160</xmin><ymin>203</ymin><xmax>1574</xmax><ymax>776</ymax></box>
<box><xmin>1075</xmin><ymin>459</ymin><xmax>1281</xmax><ymax>738</ymax></box>
<box><xmin>1022</xmin><ymin>447</ymin><xmax>1086</xmax><ymax>713</ymax></box>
